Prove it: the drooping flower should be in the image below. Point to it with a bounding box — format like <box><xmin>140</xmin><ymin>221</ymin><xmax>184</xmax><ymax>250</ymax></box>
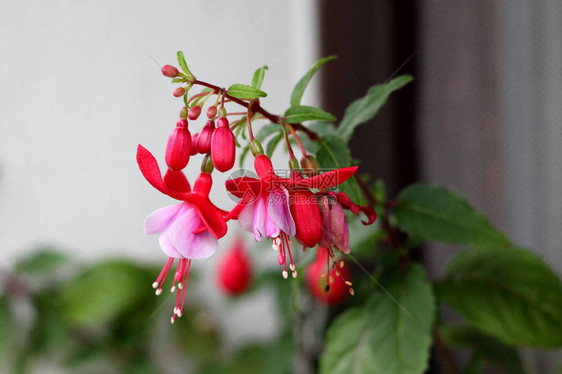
<box><xmin>211</xmin><ymin>117</ymin><xmax>235</xmax><ymax>172</ymax></box>
<box><xmin>216</xmin><ymin>238</ymin><xmax>253</xmax><ymax>296</ymax></box>
<box><xmin>306</xmin><ymin>246</ymin><xmax>352</xmax><ymax>305</ymax></box>
<box><xmin>225</xmin><ymin>154</ymin><xmax>358</xmax><ymax>278</ymax></box>
<box><xmin>318</xmin><ymin>191</ymin><xmax>377</xmax><ymax>255</ymax></box>
<box><xmin>137</xmin><ymin>145</ymin><xmax>228</xmax><ymax>322</ymax></box>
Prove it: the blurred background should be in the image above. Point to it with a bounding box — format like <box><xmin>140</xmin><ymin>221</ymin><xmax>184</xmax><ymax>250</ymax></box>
<box><xmin>1</xmin><ymin>1</ymin><xmax>561</xmax><ymax>373</ymax></box>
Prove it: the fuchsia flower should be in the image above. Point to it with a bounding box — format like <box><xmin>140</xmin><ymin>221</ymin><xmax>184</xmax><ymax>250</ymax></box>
<box><xmin>225</xmin><ymin>154</ymin><xmax>358</xmax><ymax>278</ymax></box>
<box><xmin>137</xmin><ymin>145</ymin><xmax>228</xmax><ymax>322</ymax></box>
<box><xmin>318</xmin><ymin>191</ymin><xmax>377</xmax><ymax>258</ymax></box>
<box><xmin>216</xmin><ymin>238</ymin><xmax>253</xmax><ymax>296</ymax></box>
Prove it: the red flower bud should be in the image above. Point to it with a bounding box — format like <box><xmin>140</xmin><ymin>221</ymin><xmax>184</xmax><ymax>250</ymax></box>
<box><xmin>165</xmin><ymin>119</ymin><xmax>191</xmax><ymax>171</ymax></box>
<box><xmin>188</xmin><ymin>105</ymin><xmax>202</xmax><ymax>120</ymax></box>
<box><xmin>197</xmin><ymin>120</ymin><xmax>215</xmax><ymax>154</ymax></box>
<box><xmin>173</xmin><ymin>87</ymin><xmax>185</xmax><ymax>97</ymax></box>
<box><xmin>207</xmin><ymin>105</ymin><xmax>217</xmax><ymax>119</ymax></box>
<box><xmin>217</xmin><ymin>239</ymin><xmax>252</xmax><ymax>295</ymax></box>
<box><xmin>211</xmin><ymin>119</ymin><xmax>235</xmax><ymax>172</ymax></box>
<box><xmin>290</xmin><ymin>190</ymin><xmax>322</xmax><ymax>248</ymax></box>
<box><xmin>190</xmin><ymin>133</ymin><xmax>199</xmax><ymax>155</ymax></box>
<box><xmin>161</xmin><ymin>65</ymin><xmax>179</xmax><ymax>78</ymax></box>
<box><xmin>164</xmin><ymin>168</ymin><xmax>191</xmax><ymax>192</ymax></box>
<box><xmin>306</xmin><ymin>247</ymin><xmax>350</xmax><ymax>306</ymax></box>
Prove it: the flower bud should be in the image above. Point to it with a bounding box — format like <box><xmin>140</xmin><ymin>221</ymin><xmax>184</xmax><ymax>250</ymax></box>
<box><xmin>173</xmin><ymin>87</ymin><xmax>185</xmax><ymax>97</ymax></box>
<box><xmin>161</xmin><ymin>65</ymin><xmax>179</xmax><ymax>78</ymax></box>
<box><xmin>190</xmin><ymin>133</ymin><xmax>199</xmax><ymax>155</ymax></box>
<box><xmin>216</xmin><ymin>117</ymin><xmax>229</xmax><ymax>128</ymax></box>
<box><xmin>300</xmin><ymin>155</ymin><xmax>320</xmax><ymax>177</ymax></box>
<box><xmin>164</xmin><ymin>168</ymin><xmax>191</xmax><ymax>192</ymax></box>
<box><xmin>207</xmin><ymin>105</ymin><xmax>217</xmax><ymax>119</ymax></box>
<box><xmin>188</xmin><ymin>105</ymin><xmax>202</xmax><ymax>120</ymax></box>
<box><xmin>217</xmin><ymin>239</ymin><xmax>252</xmax><ymax>296</ymax></box>
<box><xmin>290</xmin><ymin>190</ymin><xmax>322</xmax><ymax>248</ymax></box>
<box><xmin>306</xmin><ymin>247</ymin><xmax>350</xmax><ymax>306</ymax></box>
<box><xmin>165</xmin><ymin>119</ymin><xmax>191</xmax><ymax>171</ymax></box>
<box><xmin>197</xmin><ymin>120</ymin><xmax>215</xmax><ymax>154</ymax></box>
<box><xmin>211</xmin><ymin>120</ymin><xmax>235</xmax><ymax>172</ymax></box>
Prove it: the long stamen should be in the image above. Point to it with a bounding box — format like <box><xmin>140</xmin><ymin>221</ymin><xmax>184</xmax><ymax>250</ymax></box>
<box><xmin>153</xmin><ymin>258</ymin><xmax>174</xmax><ymax>295</ymax></box>
<box><xmin>282</xmin><ymin>233</ymin><xmax>297</xmax><ymax>278</ymax></box>
<box><xmin>178</xmin><ymin>260</ymin><xmax>192</xmax><ymax>317</ymax></box>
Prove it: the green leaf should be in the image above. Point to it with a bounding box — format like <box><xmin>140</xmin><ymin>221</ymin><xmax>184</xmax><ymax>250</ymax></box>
<box><xmin>227</xmin><ymin>84</ymin><xmax>267</xmax><ymax>100</ymax></box>
<box><xmin>0</xmin><ymin>297</ymin><xmax>13</xmax><ymax>363</ymax></box>
<box><xmin>176</xmin><ymin>51</ymin><xmax>193</xmax><ymax>77</ymax></box>
<box><xmin>315</xmin><ymin>134</ymin><xmax>361</xmax><ymax>202</ymax></box>
<box><xmin>320</xmin><ymin>264</ymin><xmax>435</xmax><ymax>374</ymax></box>
<box><xmin>255</xmin><ymin>123</ymin><xmax>282</xmax><ymax>142</ymax></box>
<box><xmin>170</xmin><ymin>77</ymin><xmax>183</xmax><ymax>83</ymax></box>
<box><xmin>439</xmin><ymin>324</ymin><xmax>526</xmax><ymax>374</ymax></box>
<box><xmin>15</xmin><ymin>248</ymin><xmax>68</xmax><ymax>276</ymax></box>
<box><xmin>284</xmin><ymin>106</ymin><xmax>336</xmax><ymax>124</ymax></box>
<box><xmin>393</xmin><ymin>184</ymin><xmax>510</xmax><ymax>247</ymax></box>
<box><xmin>290</xmin><ymin>55</ymin><xmax>337</xmax><ymax>106</ymax></box>
<box><xmin>266</xmin><ymin>133</ymin><xmax>284</xmax><ymax>158</ymax></box>
<box><xmin>337</xmin><ymin>75</ymin><xmax>413</xmax><ymax>142</ymax></box>
<box><xmin>252</xmin><ymin>65</ymin><xmax>268</xmax><ymax>90</ymax></box>
<box><xmin>437</xmin><ymin>246</ymin><xmax>562</xmax><ymax>347</ymax></box>
<box><xmin>57</xmin><ymin>261</ymin><xmax>153</xmax><ymax>328</ymax></box>
<box><xmin>316</xmin><ymin>134</ymin><xmax>350</xmax><ymax>169</ymax></box>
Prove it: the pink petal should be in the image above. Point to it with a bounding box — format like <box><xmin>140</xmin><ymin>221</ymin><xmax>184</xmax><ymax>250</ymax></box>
<box><xmin>158</xmin><ymin>229</ymin><xmax>183</xmax><ymax>258</ymax></box>
<box><xmin>253</xmin><ymin>196</ymin><xmax>268</xmax><ymax>241</ymax></box>
<box><xmin>168</xmin><ymin>208</ymin><xmax>201</xmax><ymax>257</ymax></box>
<box><xmin>268</xmin><ymin>187</ymin><xmax>295</xmax><ymax>236</ymax></box>
<box><xmin>144</xmin><ymin>203</ymin><xmax>186</xmax><ymax>234</ymax></box>
<box><xmin>186</xmin><ymin>230</ymin><xmax>218</xmax><ymax>259</ymax></box>
<box><xmin>238</xmin><ymin>202</ymin><xmax>256</xmax><ymax>234</ymax></box>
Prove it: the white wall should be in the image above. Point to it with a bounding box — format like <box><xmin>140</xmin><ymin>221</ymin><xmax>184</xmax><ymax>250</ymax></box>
<box><xmin>0</xmin><ymin>0</ymin><xmax>320</xmax><ymax>266</ymax></box>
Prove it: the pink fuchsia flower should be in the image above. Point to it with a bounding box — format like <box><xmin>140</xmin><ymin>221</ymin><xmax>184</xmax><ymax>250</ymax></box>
<box><xmin>145</xmin><ymin>201</ymin><xmax>218</xmax><ymax>323</ymax></box>
<box><xmin>225</xmin><ymin>154</ymin><xmax>358</xmax><ymax>278</ymax></box>
<box><xmin>137</xmin><ymin>145</ymin><xmax>228</xmax><ymax>322</ymax></box>
<box><xmin>318</xmin><ymin>191</ymin><xmax>377</xmax><ymax>255</ymax></box>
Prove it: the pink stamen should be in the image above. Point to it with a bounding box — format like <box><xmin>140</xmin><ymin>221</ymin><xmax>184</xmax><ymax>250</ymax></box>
<box><xmin>153</xmin><ymin>258</ymin><xmax>174</xmax><ymax>294</ymax></box>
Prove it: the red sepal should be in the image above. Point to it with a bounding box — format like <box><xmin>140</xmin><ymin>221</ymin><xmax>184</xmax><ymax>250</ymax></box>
<box><xmin>333</xmin><ymin>191</ymin><xmax>377</xmax><ymax>225</ymax></box>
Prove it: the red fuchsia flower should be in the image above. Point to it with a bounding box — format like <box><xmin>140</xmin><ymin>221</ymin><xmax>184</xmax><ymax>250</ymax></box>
<box><xmin>190</xmin><ymin>133</ymin><xmax>199</xmax><ymax>156</ymax></box>
<box><xmin>225</xmin><ymin>154</ymin><xmax>358</xmax><ymax>278</ymax></box>
<box><xmin>216</xmin><ymin>238</ymin><xmax>252</xmax><ymax>295</ymax></box>
<box><xmin>137</xmin><ymin>145</ymin><xmax>228</xmax><ymax>322</ymax></box>
<box><xmin>197</xmin><ymin>120</ymin><xmax>215</xmax><ymax>154</ymax></box>
<box><xmin>211</xmin><ymin>118</ymin><xmax>235</xmax><ymax>172</ymax></box>
<box><xmin>165</xmin><ymin>119</ymin><xmax>192</xmax><ymax>171</ymax></box>
<box><xmin>306</xmin><ymin>246</ymin><xmax>352</xmax><ymax>306</ymax></box>
<box><xmin>161</xmin><ymin>65</ymin><xmax>179</xmax><ymax>78</ymax></box>
<box><xmin>287</xmin><ymin>170</ymin><xmax>322</xmax><ymax>248</ymax></box>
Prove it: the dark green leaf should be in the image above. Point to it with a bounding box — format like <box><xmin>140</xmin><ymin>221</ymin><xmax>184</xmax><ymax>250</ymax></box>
<box><xmin>266</xmin><ymin>133</ymin><xmax>284</xmax><ymax>158</ymax></box>
<box><xmin>176</xmin><ymin>51</ymin><xmax>193</xmax><ymax>77</ymax></box>
<box><xmin>57</xmin><ymin>261</ymin><xmax>153</xmax><ymax>328</ymax></box>
<box><xmin>394</xmin><ymin>184</ymin><xmax>510</xmax><ymax>246</ymax></box>
<box><xmin>252</xmin><ymin>66</ymin><xmax>268</xmax><ymax>90</ymax></box>
<box><xmin>315</xmin><ymin>134</ymin><xmax>361</xmax><ymax>202</ymax></box>
<box><xmin>320</xmin><ymin>264</ymin><xmax>435</xmax><ymax>374</ymax></box>
<box><xmin>337</xmin><ymin>75</ymin><xmax>413</xmax><ymax>142</ymax></box>
<box><xmin>284</xmin><ymin>106</ymin><xmax>336</xmax><ymax>124</ymax></box>
<box><xmin>439</xmin><ymin>324</ymin><xmax>526</xmax><ymax>374</ymax></box>
<box><xmin>15</xmin><ymin>249</ymin><xmax>68</xmax><ymax>275</ymax></box>
<box><xmin>227</xmin><ymin>84</ymin><xmax>267</xmax><ymax>99</ymax></box>
<box><xmin>290</xmin><ymin>55</ymin><xmax>337</xmax><ymax>106</ymax></box>
<box><xmin>0</xmin><ymin>297</ymin><xmax>13</xmax><ymax>363</ymax></box>
<box><xmin>437</xmin><ymin>246</ymin><xmax>562</xmax><ymax>347</ymax></box>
